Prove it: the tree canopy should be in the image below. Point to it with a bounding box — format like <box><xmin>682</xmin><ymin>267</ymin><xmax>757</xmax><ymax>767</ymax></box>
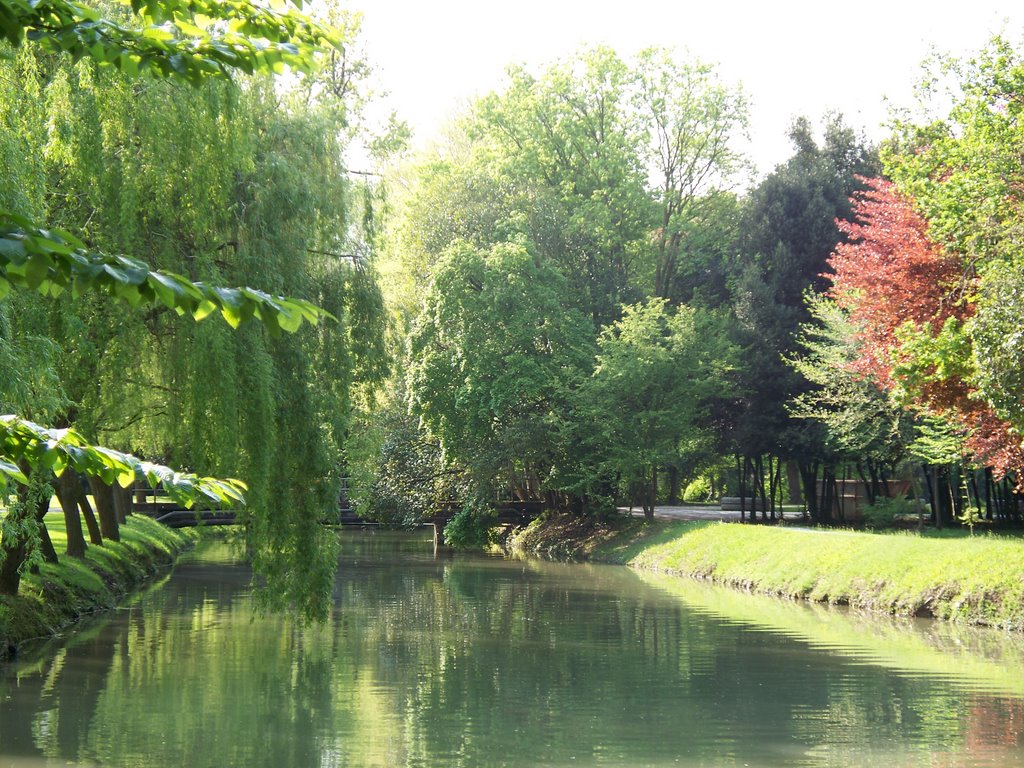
<box><xmin>370</xmin><ymin>37</ymin><xmax>1024</xmax><ymax>535</ymax></box>
<box><xmin>0</xmin><ymin>0</ymin><xmax>389</xmax><ymax>616</ymax></box>
<box><xmin>0</xmin><ymin>0</ymin><xmax>340</xmax><ymax>83</ymax></box>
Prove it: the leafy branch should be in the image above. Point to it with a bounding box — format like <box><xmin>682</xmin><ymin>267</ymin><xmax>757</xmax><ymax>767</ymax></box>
<box><xmin>0</xmin><ymin>414</ymin><xmax>247</xmax><ymax>508</ymax></box>
<box><xmin>0</xmin><ymin>211</ymin><xmax>334</xmax><ymax>334</ymax></box>
<box><xmin>0</xmin><ymin>0</ymin><xmax>342</xmax><ymax>85</ymax></box>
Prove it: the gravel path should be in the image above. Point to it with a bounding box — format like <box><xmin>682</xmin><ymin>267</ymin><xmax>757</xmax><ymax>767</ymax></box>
<box><xmin>620</xmin><ymin>505</ymin><xmax>804</xmax><ymax>522</ymax></box>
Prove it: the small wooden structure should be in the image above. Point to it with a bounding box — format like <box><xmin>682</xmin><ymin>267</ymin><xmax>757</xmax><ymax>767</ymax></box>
<box><xmin>817</xmin><ymin>479</ymin><xmax>912</xmax><ymax>521</ymax></box>
<box><xmin>133</xmin><ymin>486</ymin><xmax>235</xmax><ymax>528</ymax></box>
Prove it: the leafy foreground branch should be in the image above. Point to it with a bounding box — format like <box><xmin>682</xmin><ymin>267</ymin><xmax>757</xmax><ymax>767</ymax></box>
<box><xmin>0</xmin><ymin>213</ymin><xmax>332</xmax><ymax>334</ymax></box>
<box><xmin>510</xmin><ymin>517</ymin><xmax>1024</xmax><ymax>630</ymax></box>
<box><xmin>0</xmin><ymin>415</ymin><xmax>247</xmax><ymax>506</ymax></box>
<box><xmin>0</xmin><ymin>0</ymin><xmax>340</xmax><ymax>84</ymax></box>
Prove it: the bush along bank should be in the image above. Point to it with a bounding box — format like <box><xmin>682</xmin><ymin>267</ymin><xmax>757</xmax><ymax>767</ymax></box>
<box><xmin>508</xmin><ymin>516</ymin><xmax>1024</xmax><ymax>630</ymax></box>
<box><xmin>0</xmin><ymin>515</ymin><xmax>194</xmax><ymax>660</ymax></box>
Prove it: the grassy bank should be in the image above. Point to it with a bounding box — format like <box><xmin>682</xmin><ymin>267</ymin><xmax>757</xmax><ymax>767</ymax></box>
<box><xmin>509</xmin><ymin>516</ymin><xmax>1024</xmax><ymax>630</ymax></box>
<box><xmin>0</xmin><ymin>514</ymin><xmax>195</xmax><ymax>658</ymax></box>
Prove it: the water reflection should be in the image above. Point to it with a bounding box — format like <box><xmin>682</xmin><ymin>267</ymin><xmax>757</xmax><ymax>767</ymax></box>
<box><xmin>1</xmin><ymin>531</ymin><xmax>1022</xmax><ymax>767</ymax></box>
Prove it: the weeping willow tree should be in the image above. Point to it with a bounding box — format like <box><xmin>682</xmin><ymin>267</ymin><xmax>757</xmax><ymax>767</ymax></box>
<box><xmin>0</xmin><ymin>5</ymin><xmax>388</xmax><ymax>618</ymax></box>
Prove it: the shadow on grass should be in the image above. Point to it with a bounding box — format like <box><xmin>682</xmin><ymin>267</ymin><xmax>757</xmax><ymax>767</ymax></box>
<box><xmin>589</xmin><ymin>519</ymin><xmax>715</xmax><ymax>564</ymax></box>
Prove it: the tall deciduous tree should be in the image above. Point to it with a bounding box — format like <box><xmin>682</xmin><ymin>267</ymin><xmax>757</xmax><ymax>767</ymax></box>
<box><xmin>633</xmin><ymin>48</ymin><xmax>748</xmax><ymax>301</ymax></box>
<box><xmin>827</xmin><ymin>176</ymin><xmax>1024</xmax><ymax>486</ymax></box>
<box><xmin>580</xmin><ymin>298</ymin><xmax>735</xmax><ymax>517</ymax></box>
<box><xmin>454</xmin><ymin>47</ymin><xmax>653</xmax><ymax>328</ymax></box>
<box><xmin>884</xmin><ymin>37</ymin><xmax>1024</xmax><ymax>478</ymax></box>
<box><xmin>789</xmin><ymin>294</ymin><xmax>912</xmax><ymax>510</ymax></box>
<box><xmin>394</xmin><ymin>46</ymin><xmax>748</xmax><ymax>328</ymax></box>
<box><xmin>409</xmin><ymin>239</ymin><xmax>594</xmax><ymax>505</ymax></box>
<box><xmin>828</xmin><ymin>176</ymin><xmax>967</xmax><ymax>392</ymax></box>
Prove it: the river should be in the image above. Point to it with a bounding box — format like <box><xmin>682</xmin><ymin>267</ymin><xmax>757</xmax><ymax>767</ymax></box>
<box><xmin>1</xmin><ymin>531</ymin><xmax>1023</xmax><ymax>767</ymax></box>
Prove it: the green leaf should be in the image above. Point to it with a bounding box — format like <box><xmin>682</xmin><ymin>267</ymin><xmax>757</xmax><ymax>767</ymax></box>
<box><xmin>117</xmin><ymin>468</ymin><xmax>136</xmax><ymax>488</ymax></box>
<box><xmin>193</xmin><ymin>298</ymin><xmax>217</xmax><ymax>321</ymax></box>
<box><xmin>24</xmin><ymin>251</ymin><xmax>52</xmax><ymax>288</ymax></box>
<box><xmin>148</xmin><ymin>271</ymin><xmax>186</xmax><ymax>308</ymax></box>
<box><xmin>0</xmin><ymin>457</ymin><xmax>27</xmax><ymax>484</ymax></box>
<box><xmin>0</xmin><ymin>237</ymin><xmax>27</xmax><ymax>262</ymax></box>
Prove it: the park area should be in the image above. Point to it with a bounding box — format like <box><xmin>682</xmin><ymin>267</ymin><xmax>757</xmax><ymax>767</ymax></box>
<box><xmin>4</xmin><ymin>1</ymin><xmax>1024</xmax><ymax>765</ymax></box>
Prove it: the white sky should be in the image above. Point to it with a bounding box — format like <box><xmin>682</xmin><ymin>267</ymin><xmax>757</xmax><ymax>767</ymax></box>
<box><xmin>352</xmin><ymin>1</ymin><xmax>1022</xmax><ymax>181</ymax></box>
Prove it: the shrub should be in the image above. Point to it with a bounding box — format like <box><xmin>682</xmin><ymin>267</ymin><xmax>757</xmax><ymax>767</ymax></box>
<box><xmin>443</xmin><ymin>501</ymin><xmax>498</xmax><ymax>549</ymax></box>
<box><xmin>862</xmin><ymin>496</ymin><xmax>917</xmax><ymax>528</ymax></box>
<box><xmin>683</xmin><ymin>476</ymin><xmax>712</xmax><ymax>503</ymax></box>
<box><xmin>365</xmin><ymin>490</ymin><xmax>420</xmax><ymax>529</ymax></box>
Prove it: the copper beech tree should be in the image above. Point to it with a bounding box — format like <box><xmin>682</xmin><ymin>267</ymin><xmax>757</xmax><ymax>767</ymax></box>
<box><xmin>827</xmin><ymin>176</ymin><xmax>1024</xmax><ymax>482</ymax></box>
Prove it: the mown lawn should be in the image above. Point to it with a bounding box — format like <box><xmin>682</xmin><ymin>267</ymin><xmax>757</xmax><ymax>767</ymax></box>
<box><xmin>512</xmin><ymin>516</ymin><xmax>1024</xmax><ymax>630</ymax></box>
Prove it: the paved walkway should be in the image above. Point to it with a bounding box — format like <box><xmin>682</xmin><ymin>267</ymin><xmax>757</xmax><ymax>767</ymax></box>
<box><xmin>620</xmin><ymin>504</ymin><xmax>804</xmax><ymax>522</ymax></box>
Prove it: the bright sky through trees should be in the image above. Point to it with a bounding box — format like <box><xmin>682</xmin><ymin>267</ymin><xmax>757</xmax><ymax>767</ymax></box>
<box><xmin>356</xmin><ymin>0</ymin><xmax>1020</xmax><ymax>178</ymax></box>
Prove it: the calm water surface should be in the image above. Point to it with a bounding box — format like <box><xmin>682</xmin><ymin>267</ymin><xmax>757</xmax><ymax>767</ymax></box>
<box><xmin>2</xmin><ymin>531</ymin><xmax>1023</xmax><ymax>767</ymax></box>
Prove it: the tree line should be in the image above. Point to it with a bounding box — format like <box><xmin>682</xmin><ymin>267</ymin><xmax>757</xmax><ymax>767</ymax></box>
<box><xmin>4</xmin><ymin>0</ymin><xmax>1024</xmax><ymax>620</ymax></box>
<box><xmin>0</xmin><ymin>0</ymin><xmax>390</xmax><ymax>617</ymax></box>
<box><xmin>359</xmin><ymin>39</ymin><xmax>1024</xmax><ymax>542</ymax></box>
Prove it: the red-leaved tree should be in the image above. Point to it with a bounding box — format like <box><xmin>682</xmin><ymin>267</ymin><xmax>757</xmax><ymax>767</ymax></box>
<box><xmin>828</xmin><ymin>176</ymin><xmax>1024</xmax><ymax>479</ymax></box>
<box><xmin>828</xmin><ymin>176</ymin><xmax>968</xmax><ymax>389</ymax></box>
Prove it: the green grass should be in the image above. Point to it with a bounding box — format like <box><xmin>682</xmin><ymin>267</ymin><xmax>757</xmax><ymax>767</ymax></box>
<box><xmin>511</xmin><ymin>516</ymin><xmax>1024</xmax><ymax>630</ymax></box>
<box><xmin>1</xmin><ymin>513</ymin><xmax>195</xmax><ymax>656</ymax></box>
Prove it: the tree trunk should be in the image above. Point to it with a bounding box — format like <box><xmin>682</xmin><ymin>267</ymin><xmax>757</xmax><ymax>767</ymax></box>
<box><xmin>54</xmin><ymin>469</ymin><xmax>89</xmax><ymax>559</ymax></box>
<box><xmin>928</xmin><ymin>465</ymin><xmax>943</xmax><ymax>529</ymax></box>
<box><xmin>0</xmin><ymin>468</ymin><xmax>61</xmax><ymax>594</ymax></box>
<box><xmin>786</xmin><ymin>461</ymin><xmax>802</xmax><ymax>506</ymax></box>
<box><xmin>738</xmin><ymin>454</ymin><xmax>747</xmax><ymax>522</ymax></box>
<box><xmin>79</xmin><ymin>489</ymin><xmax>103</xmax><ymax>546</ymax></box>
<box><xmin>768</xmin><ymin>455</ymin><xmax>780</xmax><ymax>522</ymax></box>
<box><xmin>969</xmin><ymin>470</ymin><xmax>983</xmax><ymax>520</ymax></box>
<box><xmin>855</xmin><ymin>462</ymin><xmax>874</xmax><ymax>505</ymax></box>
<box><xmin>907</xmin><ymin>466</ymin><xmax>925</xmax><ymax>533</ymax></box>
<box><xmin>1</xmin><ymin>493</ymin><xmax>35</xmax><ymax>593</ymax></box>
<box><xmin>35</xmin><ymin>525</ymin><xmax>59</xmax><ymax>567</ymax></box>
<box><xmin>877</xmin><ymin>460</ymin><xmax>891</xmax><ymax>499</ymax></box>
<box><xmin>666</xmin><ymin>465</ymin><xmax>680</xmax><ymax>505</ymax></box>
<box><xmin>644</xmin><ymin>465</ymin><xmax>656</xmax><ymax>520</ymax></box>
<box><xmin>33</xmin><ymin>491</ymin><xmax>59</xmax><ymax>567</ymax></box>
<box><xmin>819</xmin><ymin>465</ymin><xmax>835</xmax><ymax>525</ymax></box>
<box><xmin>984</xmin><ymin>467</ymin><xmax>995</xmax><ymax>521</ymax></box>
<box><xmin>799</xmin><ymin>460</ymin><xmax>819</xmax><ymax>521</ymax></box>
<box><xmin>835</xmin><ymin>465</ymin><xmax>848</xmax><ymax>523</ymax></box>
<box><xmin>112</xmin><ymin>483</ymin><xmax>132</xmax><ymax>523</ymax></box>
<box><xmin>88</xmin><ymin>478</ymin><xmax>121</xmax><ymax>542</ymax></box>
<box><xmin>754</xmin><ymin>454</ymin><xmax>767</xmax><ymax>522</ymax></box>
<box><xmin>0</xmin><ymin>517</ymin><xmax>26</xmax><ymax>594</ymax></box>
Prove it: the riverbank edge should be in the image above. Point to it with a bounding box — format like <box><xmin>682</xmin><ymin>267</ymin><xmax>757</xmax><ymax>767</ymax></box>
<box><xmin>0</xmin><ymin>516</ymin><xmax>195</xmax><ymax>661</ymax></box>
<box><xmin>507</xmin><ymin>515</ymin><xmax>1024</xmax><ymax>630</ymax></box>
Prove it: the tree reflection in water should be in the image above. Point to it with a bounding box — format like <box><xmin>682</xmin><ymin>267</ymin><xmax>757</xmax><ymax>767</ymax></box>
<box><xmin>1</xmin><ymin>533</ymin><xmax>1022</xmax><ymax>768</ymax></box>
